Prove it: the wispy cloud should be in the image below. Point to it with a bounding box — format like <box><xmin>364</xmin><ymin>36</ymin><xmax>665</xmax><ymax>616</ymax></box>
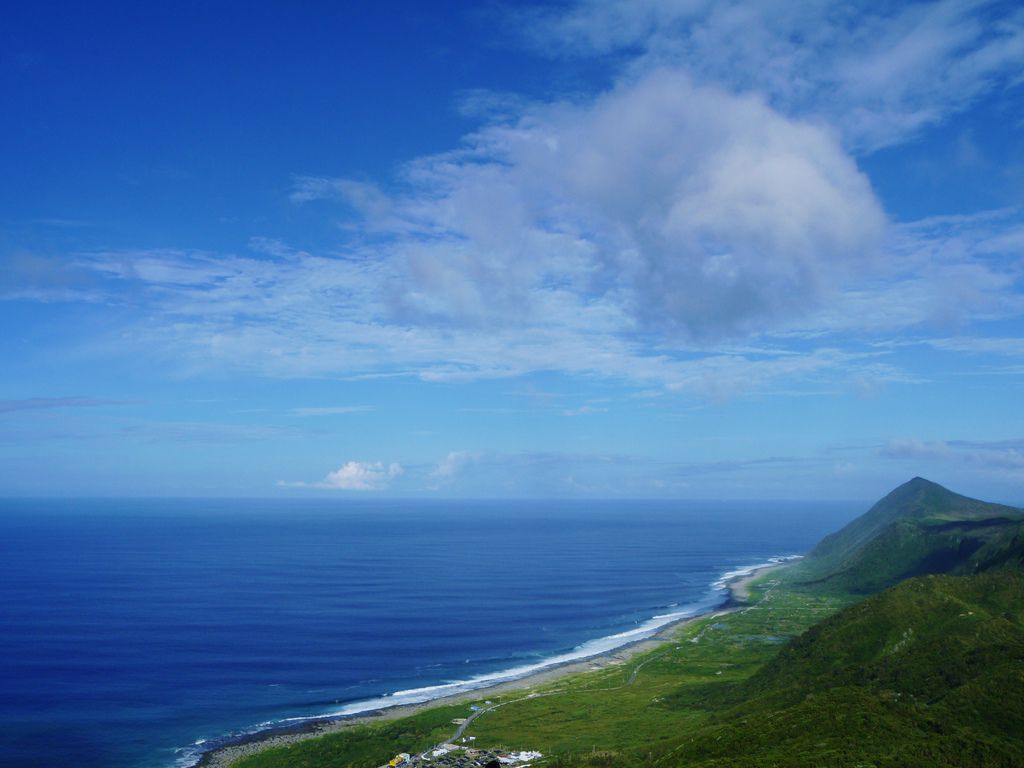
<box><xmin>118</xmin><ymin>421</ymin><xmax>301</xmax><ymax>444</ymax></box>
<box><xmin>518</xmin><ymin>0</ymin><xmax>1024</xmax><ymax>151</ymax></box>
<box><xmin>927</xmin><ymin>336</ymin><xmax>1024</xmax><ymax>357</ymax></box>
<box><xmin>782</xmin><ymin>208</ymin><xmax>1024</xmax><ymax>336</ymax></box>
<box><xmin>289</xmin><ymin>405</ymin><xmax>374</xmax><ymax>417</ymax></box>
<box><xmin>880</xmin><ymin>436</ymin><xmax>1024</xmax><ymax>476</ymax></box>
<box><xmin>421</xmin><ymin>449</ymin><xmax>645</xmax><ymax>496</ymax></box>
<box><xmin>0</xmin><ymin>252</ymin><xmax>103</xmax><ymax>303</ymax></box>
<box><xmin>417</xmin><ymin>449</ymin><xmax>846</xmax><ymax>497</ymax></box>
<box><xmin>52</xmin><ymin>205</ymin><xmax>1021</xmax><ymax>398</ymax></box>
<box><xmin>879</xmin><ymin>437</ymin><xmax>955</xmax><ymax>461</ymax></box>
<box><xmin>0</xmin><ymin>396</ymin><xmax>125</xmax><ymax>414</ymax></box>
<box><xmin>669</xmin><ymin>454</ymin><xmax>831</xmax><ymax>478</ymax></box>
<box><xmin>30</xmin><ymin>218</ymin><xmax>97</xmax><ymax>229</ymax></box>
<box><xmin>430</xmin><ymin>450</ymin><xmax>482</xmax><ymax>482</ymax></box>
<box><xmin>281</xmin><ymin>461</ymin><xmax>405</xmax><ymax>491</ymax></box>
<box><xmin>562</xmin><ymin>405</ymin><xmax>608</xmax><ymax>417</ymax></box>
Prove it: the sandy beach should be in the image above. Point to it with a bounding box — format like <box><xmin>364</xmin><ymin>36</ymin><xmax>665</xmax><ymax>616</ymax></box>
<box><xmin>197</xmin><ymin>560</ymin><xmax>795</xmax><ymax>768</ymax></box>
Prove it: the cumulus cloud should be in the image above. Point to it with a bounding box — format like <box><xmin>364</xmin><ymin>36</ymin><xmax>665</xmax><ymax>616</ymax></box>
<box><xmin>356</xmin><ymin>70</ymin><xmax>885</xmax><ymax>340</ymax></box>
<box><xmin>282</xmin><ymin>461</ymin><xmax>404</xmax><ymax>491</ymax></box>
<box><xmin>58</xmin><ymin>62</ymin><xmax>912</xmax><ymax>397</ymax></box>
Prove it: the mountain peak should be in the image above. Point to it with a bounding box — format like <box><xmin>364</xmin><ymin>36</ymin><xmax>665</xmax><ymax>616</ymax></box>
<box><xmin>893</xmin><ymin>476</ymin><xmax>946</xmax><ymax>494</ymax></box>
<box><xmin>801</xmin><ymin>479</ymin><xmax>1023</xmax><ymax>593</ymax></box>
<box><xmin>875</xmin><ymin>477</ymin><xmax>959</xmax><ymax>512</ymax></box>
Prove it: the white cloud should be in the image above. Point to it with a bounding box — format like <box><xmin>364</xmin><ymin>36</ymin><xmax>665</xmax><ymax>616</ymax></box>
<box><xmin>61</xmin><ymin>199</ymin><xmax>1023</xmax><ymax>399</ymax></box>
<box><xmin>370</xmin><ymin>70</ymin><xmax>884</xmax><ymax>339</ymax></box>
<box><xmin>0</xmin><ymin>252</ymin><xmax>104</xmax><ymax>303</ymax></box>
<box><xmin>119</xmin><ymin>421</ymin><xmax>300</xmax><ymax>444</ymax></box>
<box><xmin>0</xmin><ymin>396</ymin><xmax>123</xmax><ymax>414</ymax></box>
<box><xmin>60</xmin><ymin>63</ymin><xmax>903</xmax><ymax>398</ymax></box>
<box><xmin>282</xmin><ymin>461</ymin><xmax>404</xmax><ymax>491</ymax></box>
<box><xmin>289</xmin><ymin>405</ymin><xmax>374</xmax><ymax>417</ymax></box>
<box><xmin>425</xmin><ymin>449</ymin><xmax>645</xmax><ymax>496</ymax></box>
<box><xmin>880</xmin><ymin>437</ymin><xmax>1024</xmax><ymax>476</ymax></box>
<box><xmin>879</xmin><ymin>438</ymin><xmax>955</xmax><ymax>460</ymax></box>
<box><xmin>521</xmin><ymin>0</ymin><xmax>1024</xmax><ymax>151</ymax></box>
<box><xmin>927</xmin><ymin>336</ymin><xmax>1024</xmax><ymax>357</ymax></box>
<box><xmin>782</xmin><ymin>209</ymin><xmax>1024</xmax><ymax>335</ymax></box>
<box><xmin>833</xmin><ymin>461</ymin><xmax>858</xmax><ymax>476</ymax></box>
<box><xmin>430</xmin><ymin>451</ymin><xmax>482</xmax><ymax>483</ymax></box>
<box><xmin>563</xmin><ymin>405</ymin><xmax>608</xmax><ymax>417</ymax></box>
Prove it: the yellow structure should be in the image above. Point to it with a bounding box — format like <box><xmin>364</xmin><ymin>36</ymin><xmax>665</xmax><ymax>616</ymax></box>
<box><xmin>389</xmin><ymin>753</ymin><xmax>410</xmax><ymax>767</ymax></box>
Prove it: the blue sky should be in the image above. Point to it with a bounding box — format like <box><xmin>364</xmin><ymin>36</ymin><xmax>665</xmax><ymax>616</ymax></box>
<box><xmin>2</xmin><ymin>0</ymin><xmax>1023</xmax><ymax>501</ymax></box>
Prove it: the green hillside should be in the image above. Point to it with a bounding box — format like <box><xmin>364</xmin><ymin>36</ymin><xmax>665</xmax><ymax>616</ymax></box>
<box><xmin>793</xmin><ymin>477</ymin><xmax>1023</xmax><ymax>594</ymax></box>
<box><xmin>646</xmin><ymin>571</ymin><xmax>1024</xmax><ymax>768</ymax></box>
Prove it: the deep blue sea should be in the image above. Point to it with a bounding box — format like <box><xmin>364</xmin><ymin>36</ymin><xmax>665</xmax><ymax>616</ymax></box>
<box><xmin>0</xmin><ymin>498</ymin><xmax>859</xmax><ymax>768</ymax></box>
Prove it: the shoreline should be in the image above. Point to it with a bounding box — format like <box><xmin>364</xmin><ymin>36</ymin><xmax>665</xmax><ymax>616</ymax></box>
<box><xmin>195</xmin><ymin>559</ymin><xmax>797</xmax><ymax>768</ymax></box>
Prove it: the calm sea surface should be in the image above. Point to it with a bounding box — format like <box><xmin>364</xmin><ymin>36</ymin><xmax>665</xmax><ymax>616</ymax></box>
<box><xmin>0</xmin><ymin>498</ymin><xmax>858</xmax><ymax>768</ymax></box>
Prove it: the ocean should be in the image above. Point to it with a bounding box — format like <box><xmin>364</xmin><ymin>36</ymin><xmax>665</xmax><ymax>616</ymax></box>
<box><xmin>0</xmin><ymin>498</ymin><xmax>858</xmax><ymax>768</ymax></box>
